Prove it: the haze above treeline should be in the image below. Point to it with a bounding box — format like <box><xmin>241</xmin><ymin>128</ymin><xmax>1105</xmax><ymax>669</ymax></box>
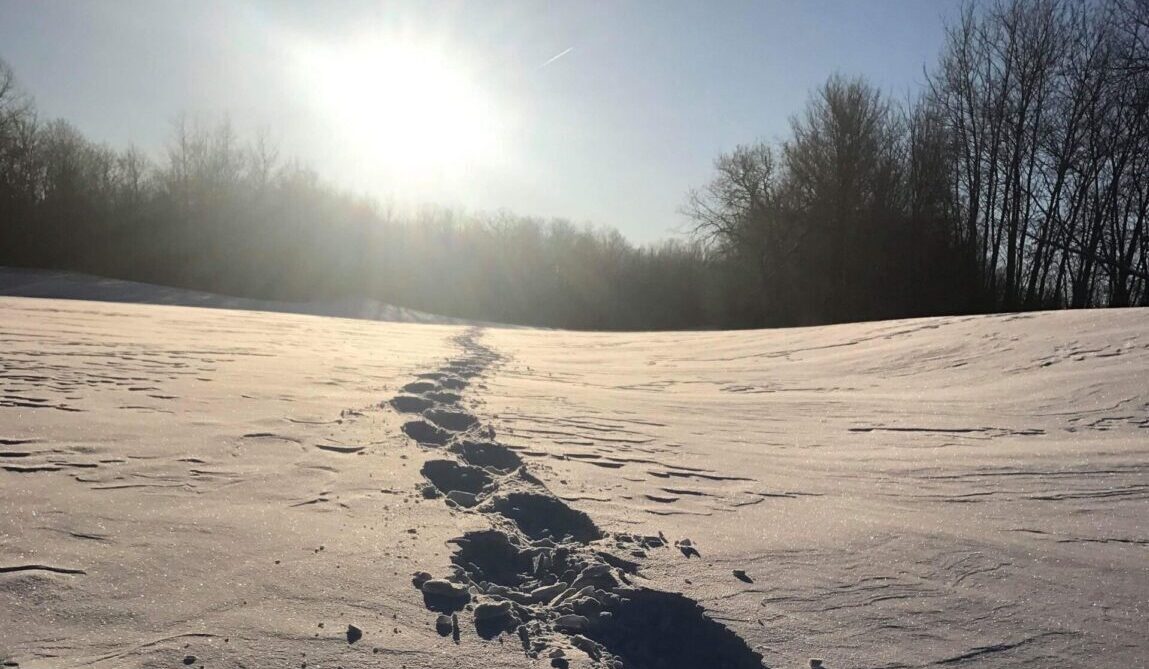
<box><xmin>1</xmin><ymin>0</ymin><xmax>1146</xmax><ymax>330</ymax></box>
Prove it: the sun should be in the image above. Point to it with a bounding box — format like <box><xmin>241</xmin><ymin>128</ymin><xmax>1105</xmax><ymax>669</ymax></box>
<box><xmin>296</xmin><ymin>34</ymin><xmax>504</xmax><ymax>186</ymax></box>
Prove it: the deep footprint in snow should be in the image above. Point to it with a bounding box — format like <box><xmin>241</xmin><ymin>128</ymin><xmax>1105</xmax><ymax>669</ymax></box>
<box><xmin>583</xmin><ymin>589</ymin><xmax>765</xmax><ymax>669</ymax></box>
<box><xmin>424</xmin><ymin>408</ymin><xmax>479</xmax><ymax>432</ymax></box>
<box><xmin>431</xmin><ymin>527</ymin><xmax>765</xmax><ymax>668</ymax></box>
<box><xmin>390</xmin><ymin>395</ymin><xmax>434</xmax><ymax>413</ymax></box>
<box><xmin>402</xmin><ymin>381</ymin><xmax>438</xmax><ymax>394</ymax></box>
<box><xmin>449</xmin><ymin>529</ymin><xmax>536</xmax><ymax>587</ymax></box>
<box><xmin>402</xmin><ymin>420</ymin><xmax>451</xmax><ymax>446</ymax></box>
<box><xmin>444</xmin><ymin>363</ymin><xmax>481</xmax><ymax>378</ymax></box>
<box><xmin>421</xmin><ymin>459</ymin><xmax>493</xmax><ymax>495</ymax></box>
<box><xmin>490</xmin><ymin>492</ymin><xmax>604</xmax><ymax>543</ymax></box>
<box><xmin>450</xmin><ymin>439</ymin><xmax>523</xmax><ymax>473</ymax></box>
<box><xmin>438</xmin><ymin>376</ymin><xmax>468</xmax><ymax>390</ymax></box>
<box><xmin>425</xmin><ymin>390</ymin><xmax>463</xmax><ymax>405</ymax></box>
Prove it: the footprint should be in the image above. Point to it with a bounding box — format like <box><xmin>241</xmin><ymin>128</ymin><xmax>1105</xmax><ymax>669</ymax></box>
<box><xmin>437</xmin><ymin>375</ymin><xmax>468</xmax><ymax>390</ymax></box>
<box><xmin>425</xmin><ymin>391</ymin><xmax>462</xmax><ymax>405</ymax></box>
<box><xmin>449</xmin><ymin>440</ymin><xmax>522</xmax><ymax>473</ymax></box>
<box><xmin>421</xmin><ymin>459</ymin><xmax>493</xmax><ymax>495</ymax></box>
<box><xmin>390</xmin><ymin>395</ymin><xmax>435</xmax><ymax>413</ymax></box>
<box><xmin>449</xmin><ymin>529</ymin><xmax>534</xmax><ymax>587</ymax></box>
<box><xmin>402</xmin><ymin>381</ymin><xmax>438</xmax><ymax>394</ymax></box>
<box><xmin>489</xmin><ymin>492</ymin><xmax>603</xmax><ymax>543</ymax></box>
<box><xmin>402</xmin><ymin>420</ymin><xmax>451</xmax><ymax>447</ymax></box>
<box><xmin>424</xmin><ymin>408</ymin><xmax>479</xmax><ymax>433</ymax></box>
<box><xmin>582</xmin><ymin>589</ymin><xmax>764</xmax><ymax>668</ymax></box>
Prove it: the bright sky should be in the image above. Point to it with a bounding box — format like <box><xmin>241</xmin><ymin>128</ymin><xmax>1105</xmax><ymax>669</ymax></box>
<box><xmin>0</xmin><ymin>0</ymin><xmax>959</xmax><ymax>242</ymax></box>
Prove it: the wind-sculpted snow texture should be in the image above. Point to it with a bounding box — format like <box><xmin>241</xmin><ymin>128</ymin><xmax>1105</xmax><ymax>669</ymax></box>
<box><xmin>480</xmin><ymin>311</ymin><xmax>1149</xmax><ymax>669</ymax></box>
<box><xmin>1</xmin><ymin>297</ymin><xmax>1146</xmax><ymax>668</ymax></box>
<box><xmin>394</xmin><ymin>329</ymin><xmax>766</xmax><ymax>668</ymax></box>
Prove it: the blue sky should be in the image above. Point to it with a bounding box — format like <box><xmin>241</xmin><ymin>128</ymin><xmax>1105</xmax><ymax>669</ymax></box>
<box><xmin>0</xmin><ymin>1</ymin><xmax>960</xmax><ymax>242</ymax></box>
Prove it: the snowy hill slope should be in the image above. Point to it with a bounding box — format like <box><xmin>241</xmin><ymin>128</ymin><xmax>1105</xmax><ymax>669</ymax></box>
<box><xmin>1</xmin><ymin>297</ymin><xmax>1145</xmax><ymax>668</ymax></box>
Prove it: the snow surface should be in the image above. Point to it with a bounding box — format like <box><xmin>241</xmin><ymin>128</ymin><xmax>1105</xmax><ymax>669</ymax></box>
<box><xmin>1</xmin><ymin>296</ymin><xmax>1145</xmax><ymax>668</ymax></box>
<box><xmin>0</xmin><ymin>267</ymin><xmax>469</xmax><ymax>324</ymax></box>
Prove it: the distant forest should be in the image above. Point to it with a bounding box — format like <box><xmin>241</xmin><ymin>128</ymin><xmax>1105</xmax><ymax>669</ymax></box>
<box><xmin>1</xmin><ymin>0</ymin><xmax>1147</xmax><ymax>329</ymax></box>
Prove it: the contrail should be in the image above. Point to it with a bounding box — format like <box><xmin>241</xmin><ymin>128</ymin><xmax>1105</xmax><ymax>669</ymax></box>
<box><xmin>538</xmin><ymin>47</ymin><xmax>574</xmax><ymax>70</ymax></box>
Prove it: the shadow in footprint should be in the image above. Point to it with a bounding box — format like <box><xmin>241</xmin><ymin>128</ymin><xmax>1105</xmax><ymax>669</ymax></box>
<box><xmin>422</xmin><ymin>460</ymin><xmax>493</xmax><ymax>495</ymax></box>
<box><xmin>450</xmin><ymin>530</ymin><xmax>534</xmax><ymax>587</ymax></box>
<box><xmin>445</xmin><ymin>364</ymin><xmax>480</xmax><ymax>378</ymax></box>
<box><xmin>403</xmin><ymin>381</ymin><xmax>438</xmax><ymax>394</ymax></box>
<box><xmin>451</xmin><ymin>440</ymin><xmax>523</xmax><ymax>473</ymax></box>
<box><xmin>402</xmin><ymin>420</ymin><xmax>451</xmax><ymax>447</ymax></box>
<box><xmin>585</xmin><ymin>589</ymin><xmax>765</xmax><ymax>669</ymax></box>
<box><xmin>489</xmin><ymin>492</ymin><xmax>603</xmax><ymax>543</ymax></box>
<box><xmin>391</xmin><ymin>395</ymin><xmax>434</xmax><ymax>413</ymax></box>
<box><xmin>475</xmin><ymin>615</ymin><xmax>519</xmax><ymax>640</ymax></box>
<box><xmin>424</xmin><ymin>408</ymin><xmax>479</xmax><ymax>432</ymax></box>
<box><xmin>426</xmin><ymin>391</ymin><xmax>462</xmax><ymax>405</ymax></box>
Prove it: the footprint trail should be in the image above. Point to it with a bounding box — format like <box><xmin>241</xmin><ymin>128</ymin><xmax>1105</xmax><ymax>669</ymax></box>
<box><xmin>391</xmin><ymin>328</ymin><xmax>766</xmax><ymax>669</ymax></box>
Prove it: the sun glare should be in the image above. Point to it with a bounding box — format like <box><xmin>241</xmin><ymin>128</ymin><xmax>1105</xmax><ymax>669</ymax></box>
<box><xmin>297</xmin><ymin>35</ymin><xmax>505</xmax><ymax>187</ymax></box>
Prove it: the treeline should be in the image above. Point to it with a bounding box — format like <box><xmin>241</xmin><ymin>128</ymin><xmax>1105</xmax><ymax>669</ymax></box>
<box><xmin>686</xmin><ymin>0</ymin><xmax>1149</xmax><ymax>326</ymax></box>
<box><xmin>1</xmin><ymin>0</ymin><xmax>1147</xmax><ymax>330</ymax></box>
<box><xmin>0</xmin><ymin>74</ymin><xmax>718</xmax><ymax>329</ymax></box>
